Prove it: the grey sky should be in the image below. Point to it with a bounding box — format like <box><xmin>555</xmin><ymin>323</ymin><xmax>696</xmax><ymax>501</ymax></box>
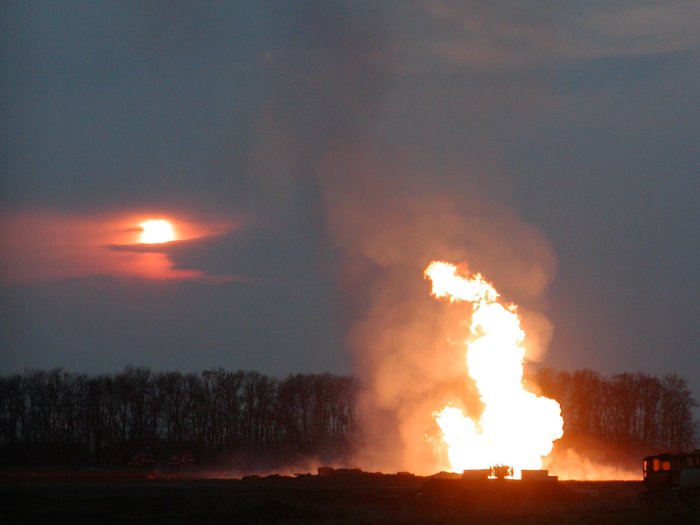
<box><xmin>1</xmin><ymin>1</ymin><xmax>698</xmax><ymax>408</ymax></box>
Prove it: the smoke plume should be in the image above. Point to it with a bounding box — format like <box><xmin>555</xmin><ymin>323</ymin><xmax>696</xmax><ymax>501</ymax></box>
<box><xmin>316</xmin><ymin>144</ymin><xmax>557</xmax><ymax>474</ymax></box>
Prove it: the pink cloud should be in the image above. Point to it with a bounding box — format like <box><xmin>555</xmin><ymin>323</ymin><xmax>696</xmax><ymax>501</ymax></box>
<box><xmin>0</xmin><ymin>209</ymin><xmax>236</xmax><ymax>284</ymax></box>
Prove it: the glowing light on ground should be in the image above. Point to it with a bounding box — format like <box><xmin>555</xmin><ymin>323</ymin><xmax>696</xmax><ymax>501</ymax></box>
<box><xmin>140</xmin><ymin>219</ymin><xmax>175</xmax><ymax>244</ymax></box>
<box><xmin>425</xmin><ymin>261</ymin><xmax>563</xmax><ymax>477</ymax></box>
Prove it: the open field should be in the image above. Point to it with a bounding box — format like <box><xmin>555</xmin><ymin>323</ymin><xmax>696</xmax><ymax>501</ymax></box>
<box><xmin>1</xmin><ymin>470</ymin><xmax>698</xmax><ymax>524</ymax></box>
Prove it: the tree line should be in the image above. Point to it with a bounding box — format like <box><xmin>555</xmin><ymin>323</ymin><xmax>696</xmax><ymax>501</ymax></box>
<box><xmin>0</xmin><ymin>367</ymin><xmax>357</xmax><ymax>467</ymax></box>
<box><xmin>0</xmin><ymin>367</ymin><xmax>696</xmax><ymax>467</ymax></box>
<box><xmin>531</xmin><ymin>368</ymin><xmax>697</xmax><ymax>454</ymax></box>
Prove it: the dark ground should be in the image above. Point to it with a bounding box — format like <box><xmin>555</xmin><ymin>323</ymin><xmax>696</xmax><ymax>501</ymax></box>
<box><xmin>0</xmin><ymin>470</ymin><xmax>698</xmax><ymax>524</ymax></box>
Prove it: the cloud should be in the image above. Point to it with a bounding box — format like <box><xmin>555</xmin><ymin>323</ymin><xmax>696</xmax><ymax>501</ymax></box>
<box><xmin>412</xmin><ymin>1</ymin><xmax>700</xmax><ymax>71</ymax></box>
<box><xmin>0</xmin><ymin>209</ymin><xmax>238</xmax><ymax>283</ymax></box>
<box><xmin>583</xmin><ymin>2</ymin><xmax>700</xmax><ymax>56</ymax></box>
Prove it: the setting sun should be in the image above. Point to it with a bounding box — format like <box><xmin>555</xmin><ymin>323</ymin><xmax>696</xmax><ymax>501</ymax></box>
<box><xmin>139</xmin><ymin>219</ymin><xmax>175</xmax><ymax>244</ymax></box>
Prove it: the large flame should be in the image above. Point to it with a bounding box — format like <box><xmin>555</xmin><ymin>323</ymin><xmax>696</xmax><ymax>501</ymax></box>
<box><xmin>425</xmin><ymin>261</ymin><xmax>563</xmax><ymax>477</ymax></box>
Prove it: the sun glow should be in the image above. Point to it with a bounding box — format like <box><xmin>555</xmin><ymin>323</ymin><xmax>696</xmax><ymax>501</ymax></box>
<box><xmin>425</xmin><ymin>261</ymin><xmax>563</xmax><ymax>477</ymax></box>
<box><xmin>139</xmin><ymin>219</ymin><xmax>175</xmax><ymax>244</ymax></box>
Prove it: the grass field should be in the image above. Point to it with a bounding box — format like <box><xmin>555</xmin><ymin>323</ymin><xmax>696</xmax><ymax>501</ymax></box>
<box><xmin>1</xmin><ymin>470</ymin><xmax>698</xmax><ymax>524</ymax></box>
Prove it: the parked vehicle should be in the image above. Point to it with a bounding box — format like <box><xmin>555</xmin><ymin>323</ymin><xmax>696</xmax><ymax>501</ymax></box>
<box><xmin>168</xmin><ymin>451</ymin><xmax>196</xmax><ymax>468</ymax></box>
<box><xmin>127</xmin><ymin>451</ymin><xmax>156</xmax><ymax>467</ymax></box>
<box><xmin>643</xmin><ymin>450</ymin><xmax>700</xmax><ymax>502</ymax></box>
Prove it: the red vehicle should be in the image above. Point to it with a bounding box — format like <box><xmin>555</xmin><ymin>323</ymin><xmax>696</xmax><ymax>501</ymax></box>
<box><xmin>168</xmin><ymin>451</ymin><xmax>196</xmax><ymax>468</ymax></box>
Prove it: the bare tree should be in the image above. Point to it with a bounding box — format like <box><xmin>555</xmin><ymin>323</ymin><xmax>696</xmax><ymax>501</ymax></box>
<box><xmin>2</xmin><ymin>366</ymin><xmax>690</xmax><ymax>467</ymax></box>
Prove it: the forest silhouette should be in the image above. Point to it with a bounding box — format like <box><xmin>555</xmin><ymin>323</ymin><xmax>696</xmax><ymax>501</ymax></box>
<box><xmin>0</xmin><ymin>367</ymin><xmax>695</xmax><ymax>469</ymax></box>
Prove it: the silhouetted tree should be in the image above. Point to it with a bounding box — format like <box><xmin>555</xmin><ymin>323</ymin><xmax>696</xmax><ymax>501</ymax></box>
<box><xmin>0</xmin><ymin>366</ymin><xmax>692</xmax><ymax>466</ymax></box>
<box><xmin>531</xmin><ymin>367</ymin><xmax>697</xmax><ymax>454</ymax></box>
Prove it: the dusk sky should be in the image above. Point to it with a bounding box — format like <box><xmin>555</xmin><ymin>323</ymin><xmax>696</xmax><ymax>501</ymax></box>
<box><xmin>1</xmin><ymin>2</ymin><xmax>698</xmax><ymax>404</ymax></box>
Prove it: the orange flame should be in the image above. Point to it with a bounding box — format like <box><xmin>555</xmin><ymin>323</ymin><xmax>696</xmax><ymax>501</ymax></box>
<box><xmin>425</xmin><ymin>261</ymin><xmax>563</xmax><ymax>477</ymax></box>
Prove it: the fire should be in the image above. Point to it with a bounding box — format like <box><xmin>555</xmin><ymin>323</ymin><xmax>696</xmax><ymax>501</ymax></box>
<box><xmin>425</xmin><ymin>261</ymin><xmax>563</xmax><ymax>477</ymax></box>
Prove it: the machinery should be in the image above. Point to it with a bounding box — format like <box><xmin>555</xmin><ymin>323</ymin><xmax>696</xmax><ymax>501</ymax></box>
<box><xmin>168</xmin><ymin>450</ymin><xmax>196</xmax><ymax>468</ymax></box>
<box><xmin>643</xmin><ymin>450</ymin><xmax>700</xmax><ymax>501</ymax></box>
<box><xmin>127</xmin><ymin>451</ymin><xmax>155</xmax><ymax>467</ymax></box>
